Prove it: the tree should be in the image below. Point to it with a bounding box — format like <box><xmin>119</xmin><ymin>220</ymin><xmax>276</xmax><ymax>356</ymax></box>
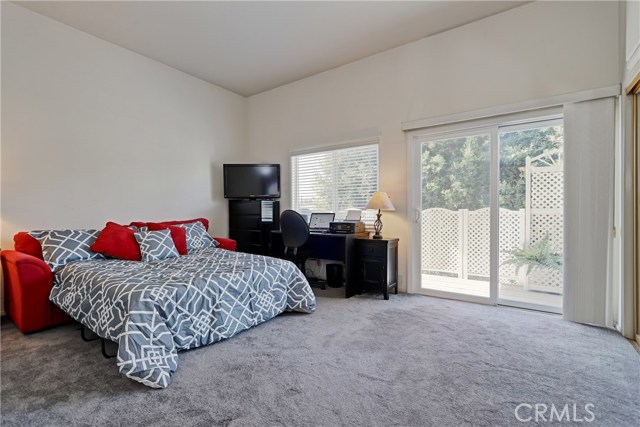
<box><xmin>421</xmin><ymin>134</ymin><xmax>490</xmax><ymax>210</ymax></box>
<box><xmin>499</xmin><ymin>126</ymin><xmax>563</xmax><ymax>210</ymax></box>
<box><xmin>421</xmin><ymin>126</ymin><xmax>562</xmax><ymax>211</ymax></box>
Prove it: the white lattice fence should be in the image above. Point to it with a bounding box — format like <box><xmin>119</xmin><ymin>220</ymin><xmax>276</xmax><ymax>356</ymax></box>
<box><xmin>420</xmin><ymin>152</ymin><xmax>563</xmax><ymax>294</ymax></box>
<box><xmin>421</xmin><ymin>207</ymin><xmax>524</xmax><ymax>285</ymax></box>
<box><xmin>531</xmin><ymin>171</ymin><xmax>563</xmax><ymax>210</ymax></box>
<box><xmin>525</xmin><ymin>150</ymin><xmax>564</xmax><ymax>294</ymax></box>
<box><xmin>499</xmin><ymin>208</ymin><xmax>526</xmax><ymax>286</ymax></box>
<box><xmin>466</xmin><ymin>208</ymin><xmax>489</xmax><ymax>278</ymax></box>
<box><xmin>421</xmin><ymin>208</ymin><xmax>461</xmax><ymax>277</ymax></box>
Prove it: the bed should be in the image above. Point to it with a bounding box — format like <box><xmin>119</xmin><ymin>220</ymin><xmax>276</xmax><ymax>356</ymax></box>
<box><xmin>49</xmin><ymin>246</ymin><xmax>316</xmax><ymax>388</ymax></box>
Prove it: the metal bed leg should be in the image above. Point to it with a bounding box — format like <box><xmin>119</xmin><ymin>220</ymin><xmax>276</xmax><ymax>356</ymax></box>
<box><xmin>101</xmin><ymin>339</ymin><xmax>118</xmax><ymax>359</ymax></box>
<box><xmin>80</xmin><ymin>324</ymin><xmax>117</xmax><ymax>359</ymax></box>
<box><xmin>80</xmin><ymin>325</ymin><xmax>99</xmax><ymax>342</ymax></box>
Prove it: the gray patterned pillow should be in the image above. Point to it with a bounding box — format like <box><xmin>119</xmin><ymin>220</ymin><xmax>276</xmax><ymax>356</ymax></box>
<box><xmin>177</xmin><ymin>221</ymin><xmax>219</xmax><ymax>252</ymax></box>
<box><xmin>134</xmin><ymin>229</ymin><xmax>179</xmax><ymax>262</ymax></box>
<box><xmin>30</xmin><ymin>229</ymin><xmax>105</xmax><ymax>271</ymax></box>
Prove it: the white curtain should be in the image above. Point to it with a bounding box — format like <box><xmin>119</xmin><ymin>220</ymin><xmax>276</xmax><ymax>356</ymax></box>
<box><xmin>563</xmin><ymin>97</ymin><xmax>616</xmax><ymax>326</ymax></box>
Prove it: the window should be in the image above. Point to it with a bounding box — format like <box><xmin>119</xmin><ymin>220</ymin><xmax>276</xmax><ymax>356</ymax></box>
<box><xmin>291</xmin><ymin>143</ymin><xmax>379</xmax><ymax>220</ymax></box>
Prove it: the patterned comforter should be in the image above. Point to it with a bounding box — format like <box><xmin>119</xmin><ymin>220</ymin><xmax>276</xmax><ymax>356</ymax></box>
<box><xmin>49</xmin><ymin>248</ymin><xmax>316</xmax><ymax>388</ymax></box>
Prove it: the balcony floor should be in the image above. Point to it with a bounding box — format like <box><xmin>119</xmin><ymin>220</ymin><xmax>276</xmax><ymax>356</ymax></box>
<box><xmin>421</xmin><ymin>274</ymin><xmax>562</xmax><ymax>312</ymax></box>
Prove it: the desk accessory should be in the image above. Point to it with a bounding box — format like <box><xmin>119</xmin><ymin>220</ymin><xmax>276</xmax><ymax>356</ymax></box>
<box><xmin>366</xmin><ymin>192</ymin><xmax>396</xmax><ymax>239</ymax></box>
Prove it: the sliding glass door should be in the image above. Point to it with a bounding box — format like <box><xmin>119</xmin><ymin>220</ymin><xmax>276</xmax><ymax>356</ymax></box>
<box><xmin>418</xmin><ymin>128</ymin><xmax>494</xmax><ymax>301</ymax></box>
<box><xmin>411</xmin><ymin>114</ymin><xmax>564</xmax><ymax>313</ymax></box>
<box><xmin>498</xmin><ymin>120</ymin><xmax>563</xmax><ymax>312</ymax></box>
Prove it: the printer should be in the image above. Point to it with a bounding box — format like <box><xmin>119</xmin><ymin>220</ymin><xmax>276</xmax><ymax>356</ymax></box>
<box><xmin>329</xmin><ymin>209</ymin><xmax>365</xmax><ymax>234</ymax></box>
<box><xmin>330</xmin><ymin>221</ymin><xmax>365</xmax><ymax>234</ymax></box>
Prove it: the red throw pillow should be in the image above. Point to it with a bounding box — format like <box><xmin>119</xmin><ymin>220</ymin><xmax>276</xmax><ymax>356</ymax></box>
<box><xmin>146</xmin><ymin>223</ymin><xmax>188</xmax><ymax>255</ymax></box>
<box><xmin>160</xmin><ymin>218</ymin><xmax>209</xmax><ymax>231</ymax></box>
<box><xmin>91</xmin><ymin>222</ymin><xmax>142</xmax><ymax>261</ymax></box>
<box><xmin>129</xmin><ymin>218</ymin><xmax>209</xmax><ymax>231</ymax></box>
<box><xmin>14</xmin><ymin>232</ymin><xmax>44</xmax><ymax>260</ymax></box>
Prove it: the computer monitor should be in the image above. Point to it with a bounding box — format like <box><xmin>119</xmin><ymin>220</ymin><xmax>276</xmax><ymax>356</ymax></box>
<box><xmin>309</xmin><ymin>213</ymin><xmax>335</xmax><ymax>231</ymax></box>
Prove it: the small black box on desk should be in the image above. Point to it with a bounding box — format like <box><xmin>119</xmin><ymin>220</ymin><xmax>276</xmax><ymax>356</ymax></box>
<box><xmin>329</xmin><ymin>222</ymin><xmax>365</xmax><ymax>234</ymax></box>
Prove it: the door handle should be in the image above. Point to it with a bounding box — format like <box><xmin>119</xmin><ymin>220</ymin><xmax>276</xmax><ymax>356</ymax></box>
<box><xmin>414</xmin><ymin>208</ymin><xmax>421</xmax><ymax>223</ymax></box>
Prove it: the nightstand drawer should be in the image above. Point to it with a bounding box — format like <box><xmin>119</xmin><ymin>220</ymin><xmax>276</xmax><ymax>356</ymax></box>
<box><xmin>358</xmin><ymin>243</ymin><xmax>387</xmax><ymax>258</ymax></box>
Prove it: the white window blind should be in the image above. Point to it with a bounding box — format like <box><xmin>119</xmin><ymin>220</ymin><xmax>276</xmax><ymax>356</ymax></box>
<box><xmin>563</xmin><ymin>97</ymin><xmax>615</xmax><ymax>327</ymax></box>
<box><xmin>291</xmin><ymin>144</ymin><xmax>379</xmax><ymax>222</ymax></box>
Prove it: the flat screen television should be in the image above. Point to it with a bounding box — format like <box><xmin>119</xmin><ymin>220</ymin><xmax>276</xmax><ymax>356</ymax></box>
<box><xmin>223</xmin><ymin>164</ymin><xmax>280</xmax><ymax>199</ymax></box>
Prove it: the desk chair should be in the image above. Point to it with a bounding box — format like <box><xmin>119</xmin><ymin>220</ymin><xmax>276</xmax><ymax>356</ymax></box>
<box><xmin>280</xmin><ymin>210</ymin><xmax>325</xmax><ymax>290</ymax></box>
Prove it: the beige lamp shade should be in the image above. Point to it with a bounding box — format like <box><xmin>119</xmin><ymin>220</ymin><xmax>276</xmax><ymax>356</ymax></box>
<box><xmin>366</xmin><ymin>192</ymin><xmax>396</xmax><ymax>211</ymax></box>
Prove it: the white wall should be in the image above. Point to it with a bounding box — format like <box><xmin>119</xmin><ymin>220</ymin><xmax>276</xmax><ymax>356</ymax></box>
<box><xmin>1</xmin><ymin>2</ymin><xmax>247</xmax><ymax>249</ymax></box>
<box><xmin>247</xmin><ymin>1</ymin><xmax>621</xmax><ymax>292</ymax></box>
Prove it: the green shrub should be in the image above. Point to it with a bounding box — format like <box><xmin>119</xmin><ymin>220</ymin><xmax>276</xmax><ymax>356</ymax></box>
<box><xmin>502</xmin><ymin>233</ymin><xmax>562</xmax><ymax>274</ymax></box>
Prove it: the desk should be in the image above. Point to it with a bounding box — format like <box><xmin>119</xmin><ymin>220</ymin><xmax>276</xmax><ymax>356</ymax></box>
<box><xmin>271</xmin><ymin>231</ymin><xmax>369</xmax><ymax>298</ymax></box>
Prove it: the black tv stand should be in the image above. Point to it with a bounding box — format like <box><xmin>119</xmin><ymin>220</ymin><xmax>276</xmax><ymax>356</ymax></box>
<box><xmin>228</xmin><ymin>200</ymin><xmax>280</xmax><ymax>255</ymax></box>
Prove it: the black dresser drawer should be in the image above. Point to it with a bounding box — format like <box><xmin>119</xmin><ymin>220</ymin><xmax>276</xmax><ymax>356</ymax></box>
<box><xmin>228</xmin><ymin>200</ymin><xmax>280</xmax><ymax>256</ymax></box>
<box><xmin>229</xmin><ymin>229</ymin><xmax>262</xmax><ymax>244</ymax></box>
<box><xmin>229</xmin><ymin>200</ymin><xmax>261</xmax><ymax>216</ymax></box>
<box><xmin>229</xmin><ymin>215</ymin><xmax>261</xmax><ymax>230</ymax></box>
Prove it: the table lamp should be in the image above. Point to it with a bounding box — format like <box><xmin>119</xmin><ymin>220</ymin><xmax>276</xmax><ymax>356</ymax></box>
<box><xmin>366</xmin><ymin>191</ymin><xmax>395</xmax><ymax>239</ymax></box>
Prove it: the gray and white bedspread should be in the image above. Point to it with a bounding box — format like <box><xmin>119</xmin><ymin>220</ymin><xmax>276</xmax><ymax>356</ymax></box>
<box><xmin>49</xmin><ymin>248</ymin><xmax>316</xmax><ymax>388</ymax></box>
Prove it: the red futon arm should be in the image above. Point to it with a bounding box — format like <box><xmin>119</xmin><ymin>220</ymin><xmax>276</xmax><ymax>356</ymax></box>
<box><xmin>1</xmin><ymin>250</ymin><xmax>72</xmax><ymax>333</ymax></box>
<box><xmin>215</xmin><ymin>237</ymin><xmax>236</xmax><ymax>251</ymax></box>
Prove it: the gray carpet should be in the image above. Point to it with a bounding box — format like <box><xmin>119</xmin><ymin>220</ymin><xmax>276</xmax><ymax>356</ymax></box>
<box><xmin>1</xmin><ymin>294</ymin><xmax>639</xmax><ymax>427</ymax></box>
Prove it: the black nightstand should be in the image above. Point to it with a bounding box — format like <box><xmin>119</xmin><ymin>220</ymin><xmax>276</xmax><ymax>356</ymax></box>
<box><xmin>355</xmin><ymin>237</ymin><xmax>399</xmax><ymax>300</ymax></box>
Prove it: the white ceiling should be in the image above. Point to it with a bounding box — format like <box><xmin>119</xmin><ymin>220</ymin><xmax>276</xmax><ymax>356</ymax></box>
<box><xmin>15</xmin><ymin>1</ymin><xmax>528</xmax><ymax>97</ymax></box>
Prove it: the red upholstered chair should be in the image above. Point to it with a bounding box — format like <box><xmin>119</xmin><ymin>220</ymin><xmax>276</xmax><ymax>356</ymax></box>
<box><xmin>1</xmin><ymin>233</ymin><xmax>73</xmax><ymax>334</ymax></box>
<box><xmin>2</xmin><ymin>223</ymin><xmax>236</xmax><ymax>334</ymax></box>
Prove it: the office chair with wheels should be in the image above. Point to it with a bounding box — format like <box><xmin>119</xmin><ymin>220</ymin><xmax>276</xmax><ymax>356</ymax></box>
<box><xmin>280</xmin><ymin>209</ymin><xmax>325</xmax><ymax>290</ymax></box>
